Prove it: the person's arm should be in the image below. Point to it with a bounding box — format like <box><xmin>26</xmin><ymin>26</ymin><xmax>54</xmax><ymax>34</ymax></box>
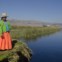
<box><xmin>0</xmin><ymin>21</ymin><xmax>3</xmax><ymax>37</ymax></box>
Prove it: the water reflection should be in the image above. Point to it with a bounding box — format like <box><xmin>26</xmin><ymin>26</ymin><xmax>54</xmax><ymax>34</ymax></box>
<box><xmin>26</xmin><ymin>31</ymin><xmax>62</xmax><ymax>62</ymax></box>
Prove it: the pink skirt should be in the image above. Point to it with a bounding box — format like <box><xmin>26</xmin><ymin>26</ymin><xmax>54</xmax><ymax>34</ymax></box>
<box><xmin>0</xmin><ymin>32</ymin><xmax>12</xmax><ymax>50</ymax></box>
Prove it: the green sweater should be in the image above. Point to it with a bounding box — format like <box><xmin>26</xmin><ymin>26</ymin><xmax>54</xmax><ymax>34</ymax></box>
<box><xmin>0</xmin><ymin>20</ymin><xmax>11</xmax><ymax>36</ymax></box>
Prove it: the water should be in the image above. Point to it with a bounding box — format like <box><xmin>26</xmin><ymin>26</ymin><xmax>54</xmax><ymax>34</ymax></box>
<box><xmin>26</xmin><ymin>31</ymin><xmax>62</xmax><ymax>62</ymax></box>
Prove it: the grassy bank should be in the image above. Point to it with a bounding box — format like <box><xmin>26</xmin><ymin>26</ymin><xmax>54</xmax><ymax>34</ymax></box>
<box><xmin>11</xmin><ymin>26</ymin><xmax>60</xmax><ymax>40</ymax></box>
<box><xmin>0</xmin><ymin>40</ymin><xmax>32</xmax><ymax>62</ymax></box>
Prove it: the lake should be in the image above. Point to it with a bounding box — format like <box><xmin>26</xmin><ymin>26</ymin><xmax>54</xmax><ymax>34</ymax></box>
<box><xmin>26</xmin><ymin>31</ymin><xmax>62</xmax><ymax>62</ymax></box>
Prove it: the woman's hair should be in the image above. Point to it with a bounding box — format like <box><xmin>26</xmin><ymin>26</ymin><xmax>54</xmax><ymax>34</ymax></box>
<box><xmin>1</xmin><ymin>17</ymin><xmax>7</xmax><ymax>21</ymax></box>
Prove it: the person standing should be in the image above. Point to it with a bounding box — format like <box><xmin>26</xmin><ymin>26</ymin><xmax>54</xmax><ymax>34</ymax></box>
<box><xmin>0</xmin><ymin>12</ymin><xmax>12</xmax><ymax>50</ymax></box>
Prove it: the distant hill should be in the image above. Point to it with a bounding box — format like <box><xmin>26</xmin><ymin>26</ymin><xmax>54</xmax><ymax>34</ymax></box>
<box><xmin>9</xmin><ymin>20</ymin><xmax>62</xmax><ymax>27</ymax></box>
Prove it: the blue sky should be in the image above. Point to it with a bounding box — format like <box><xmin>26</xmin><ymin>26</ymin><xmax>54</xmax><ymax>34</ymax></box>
<box><xmin>0</xmin><ymin>0</ymin><xmax>62</xmax><ymax>23</ymax></box>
